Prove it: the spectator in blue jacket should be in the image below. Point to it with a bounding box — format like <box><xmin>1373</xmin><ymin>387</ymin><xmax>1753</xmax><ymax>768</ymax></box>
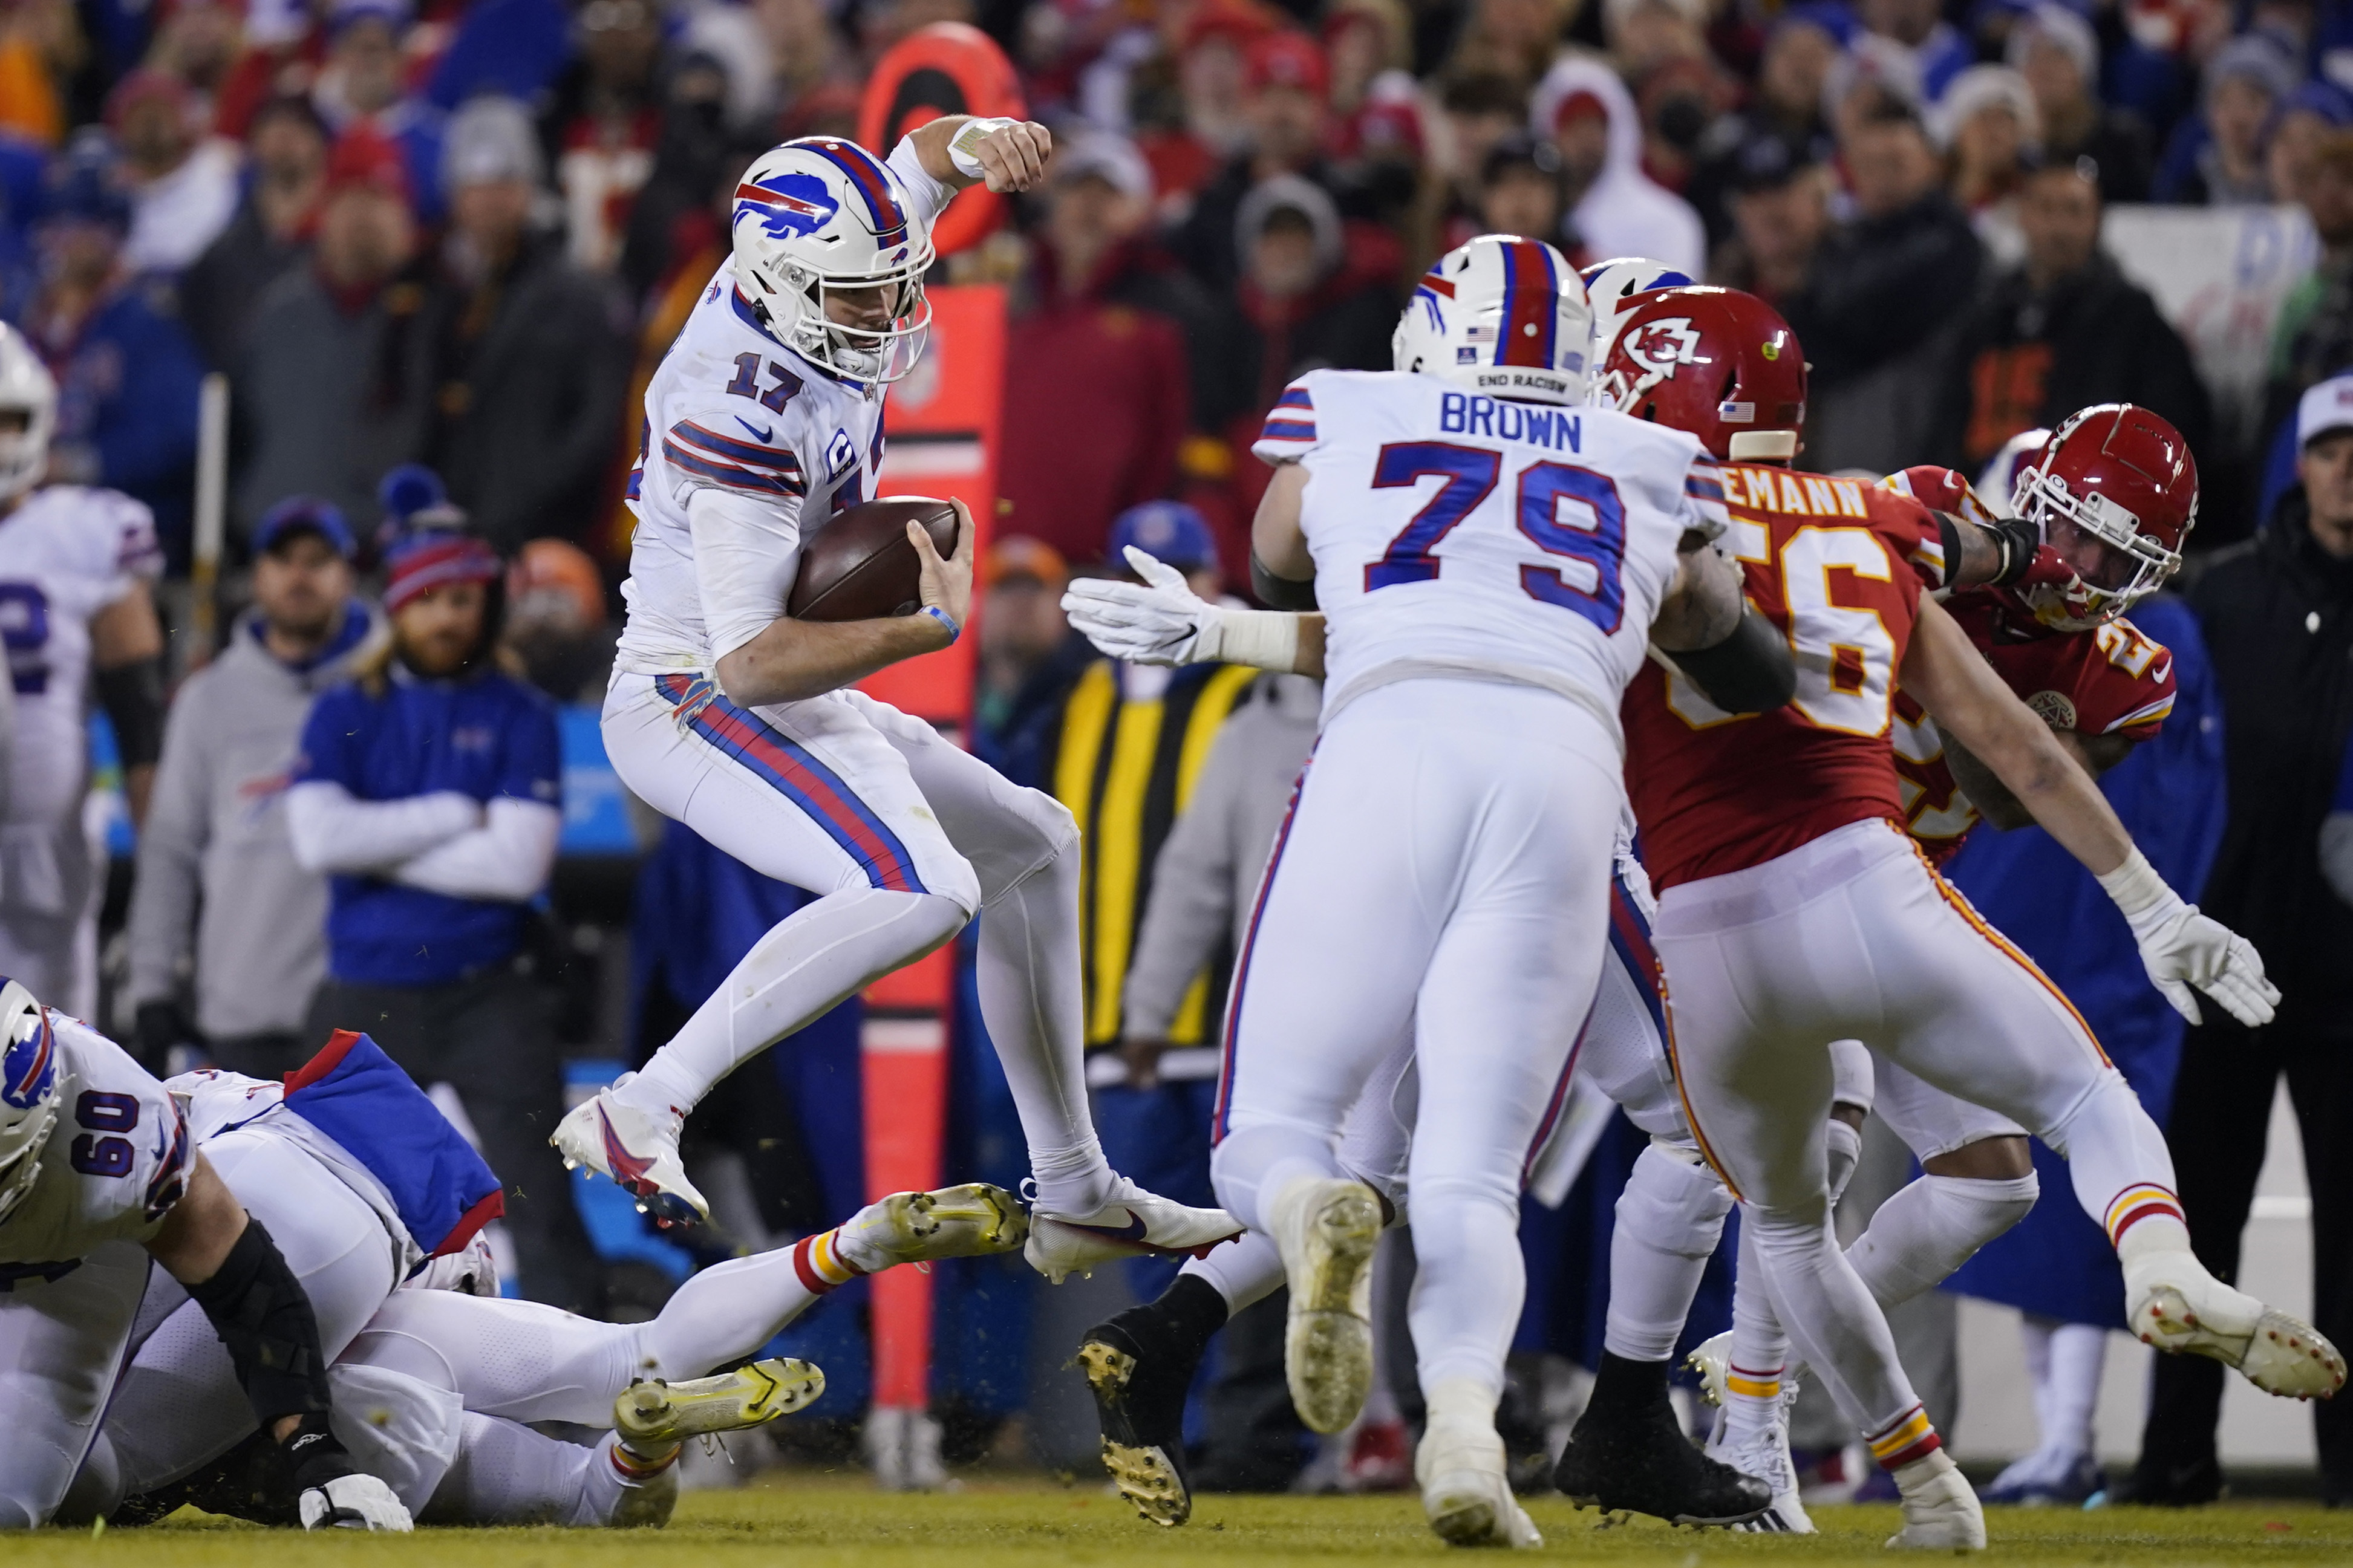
<box><xmin>285</xmin><ymin>520</ymin><xmax>602</xmax><ymax>1312</ymax></box>
<box><xmin>13</xmin><ymin>138</ymin><xmax>205</xmax><ymax>567</ymax></box>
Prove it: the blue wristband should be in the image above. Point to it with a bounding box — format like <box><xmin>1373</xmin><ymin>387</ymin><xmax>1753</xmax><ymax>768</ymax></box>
<box><xmin>920</xmin><ymin>605</ymin><xmax>961</xmax><ymax>643</ymax></box>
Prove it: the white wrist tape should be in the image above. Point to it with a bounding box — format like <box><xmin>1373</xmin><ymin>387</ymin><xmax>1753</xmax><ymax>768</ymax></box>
<box><xmin>1199</xmin><ymin>608</ymin><xmax>1301</xmax><ymax>672</ymax></box>
<box><xmin>947</xmin><ymin>119</ymin><xmax>1019</xmax><ymax>180</ymax></box>
<box><xmin>2097</xmin><ymin>847</ymin><xmax>2182</xmax><ymax>933</ymax></box>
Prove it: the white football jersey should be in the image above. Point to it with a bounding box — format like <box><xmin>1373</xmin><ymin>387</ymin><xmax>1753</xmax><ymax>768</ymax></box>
<box><xmin>0</xmin><ymin>1013</ymin><xmax>185</xmax><ymax>1277</ymax></box>
<box><xmin>614</xmin><ymin>137</ymin><xmax>954</xmax><ymax>675</ymax></box>
<box><xmin>1253</xmin><ymin>371</ymin><xmax>1724</xmax><ymax>737</ymax></box>
<box><xmin>0</xmin><ymin>487</ymin><xmax>162</xmax><ymax>831</ymax></box>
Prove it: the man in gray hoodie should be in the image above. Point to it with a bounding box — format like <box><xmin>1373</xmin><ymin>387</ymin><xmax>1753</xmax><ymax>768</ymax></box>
<box><xmin>126</xmin><ymin>497</ymin><xmax>383</xmax><ymax>1076</ymax></box>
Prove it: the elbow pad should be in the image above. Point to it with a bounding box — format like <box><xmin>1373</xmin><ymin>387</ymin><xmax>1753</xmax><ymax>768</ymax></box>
<box><xmin>1667</xmin><ymin>608</ymin><xmax>1797</xmax><ymax>714</ymax></box>
<box><xmin>183</xmin><ymin>1218</ymin><xmax>333</xmax><ymax>1423</ymax></box>
<box><xmin>97</xmin><ymin>655</ymin><xmax>166</xmax><ymax>769</ymax></box>
<box><xmin>1250</xmin><ymin>552</ymin><xmax>1319</xmax><ymax>611</ymax></box>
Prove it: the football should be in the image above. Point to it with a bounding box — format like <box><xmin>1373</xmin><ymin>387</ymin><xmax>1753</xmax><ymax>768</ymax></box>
<box><xmin>786</xmin><ymin>496</ymin><xmax>961</xmax><ymax>622</ymax></box>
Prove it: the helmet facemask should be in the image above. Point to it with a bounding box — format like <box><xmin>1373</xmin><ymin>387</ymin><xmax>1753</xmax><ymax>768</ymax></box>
<box><xmin>740</xmin><ymin>241</ymin><xmax>935</xmax><ymax>386</ymax></box>
<box><xmin>0</xmin><ymin>331</ymin><xmax>57</xmax><ymax>502</ymax></box>
<box><xmin>2014</xmin><ymin>463</ymin><xmax>2184</xmax><ymax>626</ymax></box>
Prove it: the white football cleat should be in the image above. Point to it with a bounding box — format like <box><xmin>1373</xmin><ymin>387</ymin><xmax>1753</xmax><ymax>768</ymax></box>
<box><xmin>841</xmin><ymin>1183</ymin><xmax>1029</xmax><ymax>1267</ymax></box>
<box><xmin>1023</xmin><ymin>1175</ymin><xmax>1242</xmax><ymax>1284</ymax></box>
<box><xmin>1265</xmin><ymin>1176</ymin><xmax>1383</xmax><ymax>1435</ymax></box>
<box><xmin>1887</xmin><ymin>1450</ymin><xmax>1985</xmax><ymax>1550</ymax></box>
<box><xmin>615</xmin><ymin>1357</ymin><xmax>826</xmax><ymax>1447</ymax></box>
<box><xmin>2127</xmin><ymin>1266</ymin><xmax>2348</xmax><ymax>1401</ymax></box>
<box><xmin>1704</xmin><ymin>1391</ymin><xmax>1814</xmax><ymax>1534</ymax></box>
<box><xmin>1417</xmin><ymin>1416</ymin><xmax>1543</xmax><ymax>1548</ymax></box>
<box><xmin>550</xmin><ymin>1078</ymin><xmax>707</xmax><ymax>1227</ymax></box>
<box><xmin>1687</xmin><ymin>1329</ymin><xmax>1733</xmax><ymax>1408</ymax></box>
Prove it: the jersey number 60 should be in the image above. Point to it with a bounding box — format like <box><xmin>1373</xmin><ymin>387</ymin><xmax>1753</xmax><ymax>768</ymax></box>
<box><xmin>1364</xmin><ymin>443</ymin><xmax>1626</xmax><ymax>634</ymax></box>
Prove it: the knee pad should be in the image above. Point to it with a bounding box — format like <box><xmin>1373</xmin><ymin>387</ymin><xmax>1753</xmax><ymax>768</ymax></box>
<box><xmin>1829</xmin><ymin>1038</ymin><xmax>1875</xmax><ymax>1117</ymax></box>
<box><xmin>1616</xmin><ymin>1141</ymin><xmax>1736</xmax><ymax>1260</ymax></box>
<box><xmin>1925</xmin><ymin>1172</ymin><xmax>2040</xmax><ymax>1246</ymax></box>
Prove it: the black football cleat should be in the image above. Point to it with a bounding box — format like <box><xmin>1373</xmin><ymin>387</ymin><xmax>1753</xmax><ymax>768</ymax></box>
<box><xmin>1553</xmin><ymin>1352</ymin><xmax>1772</xmax><ymax>1527</ymax></box>
<box><xmin>1078</xmin><ymin>1277</ymin><xmax>1226</xmax><ymax>1526</ymax></box>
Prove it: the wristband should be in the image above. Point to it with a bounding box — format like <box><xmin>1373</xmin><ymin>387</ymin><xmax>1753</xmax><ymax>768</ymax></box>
<box><xmin>919</xmin><ymin>605</ymin><xmax>961</xmax><ymax>644</ymax></box>
<box><xmin>947</xmin><ymin>119</ymin><xmax>1019</xmax><ymax>180</ymax></box>
<box><xmin>1202</xmin><ymin>608</ymin><xmax>1302</xmax><ymax>672</ymax></box>
<box><xmin>2096</xmin><ymin>846</ymin><xmax>2181</xmax><ymax>931</ymax></box>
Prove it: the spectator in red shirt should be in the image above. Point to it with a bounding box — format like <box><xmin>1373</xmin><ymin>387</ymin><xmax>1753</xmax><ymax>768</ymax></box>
<box><xmin>997</xmin><ymin>134</ymin><xmax>1201</xmax><ymax>570</ymax></box>
<box><xmin>539</xmin><ymin>0</ymin><xmax>667</xmax><ymax>273</ymax></box>
<box><xmin>1135</xmin><ymin>0</ymin><xmax>1271</xmax><ymax>215</ymax></box>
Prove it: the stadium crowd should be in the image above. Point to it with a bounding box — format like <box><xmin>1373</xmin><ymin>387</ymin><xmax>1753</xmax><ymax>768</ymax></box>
<box><xmin>5</xmin><ymin>0</ymin><xmax>2353</xmax><ymax>1515</ymax></box>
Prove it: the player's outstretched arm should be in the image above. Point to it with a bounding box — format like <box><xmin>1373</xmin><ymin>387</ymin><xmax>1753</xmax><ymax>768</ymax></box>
<box><xmin>1939</xmin><ymin>726</ymin><xmax>2137</xmax><ymax>830</ymax></box>
<box><xmin>907</xmin><ymin>114</ymin><xmax>1054</xmax><ymax>195</ymax></box>
<box><xmin>148</xmin><ymin>1154</ymin><xmax>413</xmax><ymax>1531</ymax></box>
<box><xmin>1650</xmin><ymin>543</ymin><xmax>1796</xmax><ymax>714</ymax></box>
<box><xmin>710</xmin><ymin>503</ymin><xmax>973</xmax><ymax>706</ymax></box>
<box><xmin>1063</xmin><ymin>548</ymin><xmax>1325</xmax><ymax>674</ymax></box>
<box><xmin>1902</xmin><ymin>594</ymin><xmax>2277</xmax><ymax>1028</ymax></box>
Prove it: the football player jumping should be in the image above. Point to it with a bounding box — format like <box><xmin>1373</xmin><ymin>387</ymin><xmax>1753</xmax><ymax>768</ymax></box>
<box><xmin>553</xmin><ymin>119</ymin><xmax>1238</xmax><ymax>1279</ymax></box>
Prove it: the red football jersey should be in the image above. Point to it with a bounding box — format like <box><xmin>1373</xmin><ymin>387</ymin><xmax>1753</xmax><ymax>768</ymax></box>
<box><xmin>1878</xmin><ymin>467</ymin><xmax>2176</xmax><ymax>862</ymax></box>
<box><xmin>1624</xmin><ymin>464</ymin><xmax>1948</xmax><ymax>891</ymax></box>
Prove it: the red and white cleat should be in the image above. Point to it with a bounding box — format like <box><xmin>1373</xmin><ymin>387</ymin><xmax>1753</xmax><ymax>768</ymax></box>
<box><xmin>1023</xmin><ymin>1176</ymin><xmax>1241</xmax><ymax>1284</ymax></box>
<box><xmin>550</xmin><ymin>1078</ymin><xmax>707</xmax><ymax>1228</ymax></box>
<box><xmin>2130</xmin><ymin>1269</ymin><xmax>2348</xmax><ymax>1401</ymax></box>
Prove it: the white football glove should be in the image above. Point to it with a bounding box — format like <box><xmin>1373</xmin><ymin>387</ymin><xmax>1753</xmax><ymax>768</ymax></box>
<box><xmin>1060</xmin><ymin>547</ymin><xmax>1303</xmax><ymax>671</ymax></box>
<box><xmin>1061</xmin><ymin>547</ymin><xmax>1221</xmax><ymax>664</ymax></box>
<box><xmin>2098</xmin><ymin>849</ymin><xmax>2279</xmax><ymax>1028</ymax></box>
<box><xmin>299</xmin><ymin>1472</ymin><xmax>414</xmax><ymax>1532</ymax></box>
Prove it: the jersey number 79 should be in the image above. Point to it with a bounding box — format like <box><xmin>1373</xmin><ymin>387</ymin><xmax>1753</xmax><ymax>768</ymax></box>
<box><xmin>1362</xmin><ymin>441</ymin><xmax>1627</xmax><ymax>634</ymax></box>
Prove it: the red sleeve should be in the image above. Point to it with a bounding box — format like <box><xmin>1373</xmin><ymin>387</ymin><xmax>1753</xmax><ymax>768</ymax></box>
<box><xmin>1988</xmin><ymin>619</ymin><xmax>2177</xmax><ymax>739</ymax></box>
<box><xmin>1864</xmin><ymin>487</ymin><xmax>1949</xmax><ymax>594</ymax></box>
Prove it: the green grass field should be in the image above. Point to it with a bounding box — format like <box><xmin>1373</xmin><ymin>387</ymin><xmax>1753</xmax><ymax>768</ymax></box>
<box><xmin>13</xmin><ymin>1480</ymin><xmax>2352</xmax><ymax>1567</ymax></box>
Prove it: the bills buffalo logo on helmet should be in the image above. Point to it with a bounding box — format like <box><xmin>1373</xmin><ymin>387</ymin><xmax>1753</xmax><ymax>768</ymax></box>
<box><xmin>1</xmin><ymin>1009</ymin><xmax>54</xmax><ymax>1111</ymax></box>
<box><xmin>1624</xmin><ymin>317</ymin><xmax>1703</xmax><ymax>375</ymax></box>
<box><xmin>736</xmin><ymin>172</ymin><xmax>840</xmax><ymax>241</ymax></box>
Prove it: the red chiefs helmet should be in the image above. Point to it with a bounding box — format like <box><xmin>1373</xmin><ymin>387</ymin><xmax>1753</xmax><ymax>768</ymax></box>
<box><xmin>2012</xmin><ymin>404</ymin><xmax>2196</xmax><ymax>626</ymax></box>
<box><xmin>1593</xmin><ymin>286</ymin><xmax>1806</xmax><ymax>463</ymax></box>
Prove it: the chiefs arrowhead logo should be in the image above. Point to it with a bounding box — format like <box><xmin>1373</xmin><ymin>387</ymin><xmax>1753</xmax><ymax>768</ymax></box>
<box><xmin>1624</xmin><ymin>317</ymin><xmax>1703</xmax><ymax>377</ymax></box>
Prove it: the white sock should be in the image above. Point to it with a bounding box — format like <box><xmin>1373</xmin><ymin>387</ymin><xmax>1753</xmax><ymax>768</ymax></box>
<box><xmin>1723</xmin><ymin>1218</ymin><xmax>1790</xmax><ymax>1446</ymax></box>
<box><xmin>971</xmin><ymin>848</ymin><xmax>1112</xmax><ymax>1215</ymax></box>
<box><xmin>2045</xmin><ymin>1322</ymin><xmax>2106</xmax><ymax>1457</ymax></box>
<box><xmin>1848</xmin><ymin>1173</ymin><xmax>2039</xmax><ymax>1307</ymax></box>
<box><xmin>1745</xmin><ymin>1200</ymin><xmax>1924</xmax><ymax>1447</ymax></box>
<box><xmin>2036</xmin><ymin>1068</ymin><xmax>2193</xmax><ymax>1274</ymax></box>
<box><xmin>622</xmin><ymin>887</ymin><xmax>967</xmax><ymax>1116</ymax></box>
<box><xmin>641</xmin><ymin>1234</ymin><xmax>838</xmax><ymax>1379</ymax></box>
<box><xmin>1602</xmin><ymin>1143</ymin><xmax>1734</xmax><ymax>1361</ymax></box>
<box><xmin>430</xmin><ymin>1412</ymin><xmax>653</xmax><ymax>1526</ymax></box>
<box><xmin>1406</xmin><ymin>1175</ymin><xmax>1524</xmax><ymax>1396</ymax></box>
<box><xmin>1209</xmin><ymin>1122</ymin><xmax>1335</xmax><ymax>1235</ymax></box>
<box><xmin>1180</xmin><ymin>1227</ymin><xmax>1286</xmax><ymax>1314</ymax></box>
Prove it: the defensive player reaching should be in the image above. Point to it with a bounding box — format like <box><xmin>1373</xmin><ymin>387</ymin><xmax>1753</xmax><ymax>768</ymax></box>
<box><xmin>551</xmin><ymin>119</ymin><xmax>1235</xmax><ymax>1279</ymax></box>
<box><xmin>1068</xmin><ymin>285</ymin><xmax>2340</xmax><ymax>1549</ymax></box>
<box><xmin>0</xmin><ymin>326</ymin><xmax>169</xmax><ymax>1015</ymax></box>
<box><xmin>0</xmin><ymin>981</ymin><xmax>408</xmax><ymax>1529</ymax></box>
<box><xmin>1679</xmin><ymin>407</ymin><xmax>2206</xmax><ymax>1531</ymax></box>
<box><xmin>1078</xmin><ymin>233</ymin><xmax>1791</xmax><ymax>1548</ymax></box>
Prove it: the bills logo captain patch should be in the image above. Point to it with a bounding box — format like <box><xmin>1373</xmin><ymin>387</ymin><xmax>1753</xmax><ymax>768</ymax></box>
<box><xmin>2</xmin><ymin>1007</ymin><xmax>54</xmax><ymax>1110</ymax></box>
<box><xmin>736</xmin><ymin>172</ymin><xmax>838</xmax><ymax>241</ymax></box>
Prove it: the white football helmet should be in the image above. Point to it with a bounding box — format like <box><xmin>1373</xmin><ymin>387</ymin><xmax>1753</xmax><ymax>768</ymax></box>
<box><xmin>0</xmin><ymin>325</ymin><xmax>57</xmax><ymax>502</ymax></box>
<box><xmin>1977</xmin><ymin>425</ymin><xmax>2051</xmax><ymax>513</ymax></box>
<box><xmin>1393</xmin><ymin>234</ymin><xmax>1592</xmax><ymax>406</ymax></box>
<box><xmin>1578</xmin><ymin>257</ymin><xmax>1693</xmax><ymax>395</ymax></box>
<box><xmin>730</xmin><ymin>137</ymin><xmax>936</xmax><ymax>385</ymax></box>
<box><xmin>0</xmin><ymin>978</ymin><xmax>61</xmax><ymax>1225</ymax></box>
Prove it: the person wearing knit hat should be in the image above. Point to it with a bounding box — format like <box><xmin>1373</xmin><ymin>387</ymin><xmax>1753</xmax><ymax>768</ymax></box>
<box><xmin>286</xmin><ymin>516</ymin><xmax>604</xmax><ymax>1313</ymax></box>
<box><xmin>109</xmin><ymin>68</ymin><xmax>241</xmax><ymax>275</ymax></box>
<box><xmin>2008</xmin><ymin>2</ymin><xmax>2153</xmax><ymax>200</ymax></box>
<box><xmin>1172</xmin><ymin>29</ymin><xmax>1352</xmax><ymax>289</ymax></box>
<box><xmin>2153</xmin><ymin>32</ymin><xmax>2297</xmax><ymax>203</ymax></box>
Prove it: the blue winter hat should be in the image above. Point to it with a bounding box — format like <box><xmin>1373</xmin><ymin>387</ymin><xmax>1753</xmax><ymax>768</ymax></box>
<box><xmin>253</xmin><ymin>496</ymin><xmax>357</xmax><ymax>558</ymax></box>
<box><xmin>1773</xmin><ymin>1</ymin><xmax>1858</xmax><ymax>47</ymax></box>
<box><xmin>379</xmin><ymin>463</ymin><xmax>449</xmax><ymax>525</ymax></box>
<box><xmin>1108</xmin><ymin>501</ymin><xmax>1220</xmax><ymax>575</ymax></box>
<box><xmin>38</xmin><ymin>136</ymin><xmax>130</xmax><ymax>231</ymax></box>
